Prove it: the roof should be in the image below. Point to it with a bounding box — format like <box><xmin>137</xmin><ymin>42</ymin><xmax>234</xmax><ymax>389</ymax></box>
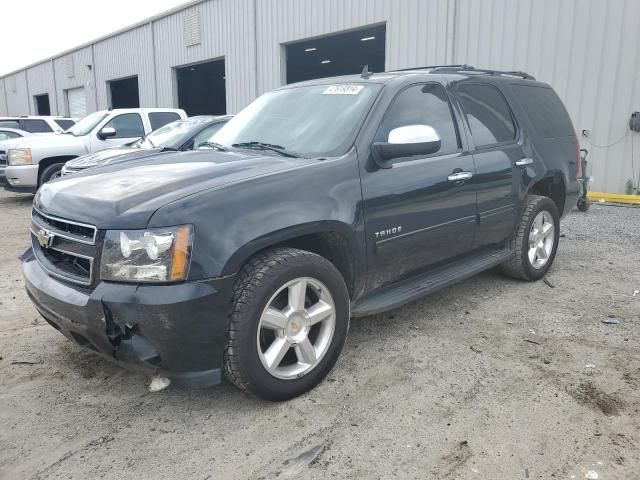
<box><xmin>185</xmin><ymin>115</ymin><xmax>233</xmax><ymax>123</ymax></box>
<box><xmin>0</xmin><ymin>115</ymin><xmax>74</xmax><ymax>120</ymax></box>
<box><xmin>280</xmin><ymin>65</ymin><xmax>538</xmax><ymax>90</ymax></box>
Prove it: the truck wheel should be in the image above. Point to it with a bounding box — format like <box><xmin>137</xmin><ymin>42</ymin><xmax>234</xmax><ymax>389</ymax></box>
<box><xmin>224</xmin><ymin>247</ymin><xmax>349</xmax><ymax>401</ymax></box>
<box><xmin>500</xmin><ymin>195</ymin><xmax>560</xmax><ymax>281</ymax></box>
<box><xmin>39</xmin><ymin>163</ymin><xmax>65</xmax><ymax>186</ymax></box>
<box><xmin>577</xmin><ymin>198</ymin><xmax>590</xmax><ymax>212</ymax></box>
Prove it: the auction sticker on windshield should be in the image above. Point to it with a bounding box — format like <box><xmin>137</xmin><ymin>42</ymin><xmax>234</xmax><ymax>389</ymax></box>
<box><xmin>323</xmin><ymin>85</ymin><xmax>364</xmax><ymax>95</ymax></box>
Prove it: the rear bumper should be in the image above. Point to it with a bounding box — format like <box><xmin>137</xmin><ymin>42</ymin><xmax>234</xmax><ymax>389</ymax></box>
<box><xmin>4</xmin><ymin>164</ymin><xmax>38</xmax><ymax>192</ymax></box>
<box><xmin>22</xmin><ymin>248</ymin><xmax>235</xmax><ymax>388</ymax></box>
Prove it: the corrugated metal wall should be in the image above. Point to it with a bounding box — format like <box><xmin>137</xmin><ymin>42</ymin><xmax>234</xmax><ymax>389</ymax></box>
<box><xmin>0</xmin><ymin>80</ymin><xmax>6</xmax><ymax>115</ymax></box>
<box><xmin>1</xmin><ymin>0</ymin><xmax>638</xmax><ymax>192</ymax></box>
<box><xmin>3</xmin><ymin>71</ymin><xmax>30</xmax><ymax>115</ymax></box>
<box><xmin>51</xmin><ymin>47</ymin><xmax>98</xmax><ymax>116</ymax></box>
<box><xmin>152</xmin><ymin>0</ymin><xmax>256</xmax><ymax>113</ymax></box>
<box><xmin>452</xmin><ymin>0</ymin><xmax>640</xmax><ymax>195</ymax></box>
<box><xmin>25</xmin><ymin>62</ymin><xmax>56</xmax><ymax>114</ymax></box>
<box><xmin>255</xmin><ymin>0</ymin><xmax>450</xmax><ymax>94</ymax></box>
<box><xmin>93</xmin><ymin>24</ymin><xmax>156</xmax><ymax>109</ymax></box>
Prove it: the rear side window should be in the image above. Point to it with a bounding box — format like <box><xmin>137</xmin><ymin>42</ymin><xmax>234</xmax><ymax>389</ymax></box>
<box><xmin>103</xmin><ymin>113</ymin><xmax>145</xmax><ymax>138</ymax></box>
<box><xmin>149</xmin><ymin>112</ymin><xmax>181</xmax><ymax>131</ymax></box>
<box><xmin>21</xmin><ymin>119</ymin><xmax>53</xmax><ymax>133</ymax></box>
<box><xmin>376</xmin><ymin>83</ymin><xmax>461</xmax><ymax>155</ymax></box>
<box><xmin>458</xmin><ymin>83</ymin><xmax>516</xmax><ymax>147</ymax></box>
<box><xmin>0</xmin><ymin>120</ymin><xmax>20</xmax><ymax>129</ymax></box>
<box><xmin>54</xmin><ymin>119</ymin><xmax>76</xmax><ymax>130</ymax></box>
<box><xmin>513</xmin><ymin>85</ymin><xmax>574</xmax><ymax>138</ymax></box>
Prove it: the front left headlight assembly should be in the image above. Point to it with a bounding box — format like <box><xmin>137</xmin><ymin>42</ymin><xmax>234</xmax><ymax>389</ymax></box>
<box><xmin>101</xmin><ymin>225</ymin><xmax>193</xmax><ymax>283</ymax></box>
<box><xmin>8</xmin><ymin>148</ymin><xmax>32</xmax><ymax>166</ymax></box>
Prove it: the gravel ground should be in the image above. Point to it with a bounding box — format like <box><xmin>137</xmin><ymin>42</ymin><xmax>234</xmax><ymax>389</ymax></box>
<box><xmin>0</xmin><ymin>191</ymin><xmax>638</xmax><ymax>480</ymax></box>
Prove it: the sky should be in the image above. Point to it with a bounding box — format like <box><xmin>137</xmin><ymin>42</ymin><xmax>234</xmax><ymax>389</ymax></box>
<box><xmin>1</xmin><ymin>0</ymin><xmax>191</xmax><ymax>76</ymax></box>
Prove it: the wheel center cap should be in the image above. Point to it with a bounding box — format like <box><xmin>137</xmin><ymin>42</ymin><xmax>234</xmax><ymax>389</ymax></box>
<box><xmin>287</xmin><ymin>312</ymin><xmax>309</xmax><ymax>338</ymax></box>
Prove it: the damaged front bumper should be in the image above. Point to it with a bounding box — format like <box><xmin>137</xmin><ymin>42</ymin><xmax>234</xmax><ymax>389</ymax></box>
<box><xmin>22</xmin><ymin>248</ymin><xmax>235</xmax><ymax>388</ymax></box>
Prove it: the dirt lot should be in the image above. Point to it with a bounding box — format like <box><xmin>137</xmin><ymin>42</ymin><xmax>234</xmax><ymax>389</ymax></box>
<box><xmin>0</xmin><ymin>189</ymin><xmax>638</xmax><ymax>480</ymax></box>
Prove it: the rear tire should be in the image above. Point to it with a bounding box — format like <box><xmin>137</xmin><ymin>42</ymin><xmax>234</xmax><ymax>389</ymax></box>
<box><xmin>500</xmin><ymin>195</ymin><xmax>560</xmax><ymax>281</ymax></box>
<box><xmin>38</xmin><ymin>163</ymin><xmax>65</xmax><ymax>186</ymax></box>
<box><xmin>224</xmin><ymin>247</ymin><xmax>350</xmax><ymax>401</ymax></box>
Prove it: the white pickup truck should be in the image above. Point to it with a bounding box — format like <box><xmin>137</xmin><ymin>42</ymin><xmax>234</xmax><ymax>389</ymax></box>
<box><xmin>3</xmin><ymin>108</ymin><xmax>186</xmax><ymax>193</ymax></box>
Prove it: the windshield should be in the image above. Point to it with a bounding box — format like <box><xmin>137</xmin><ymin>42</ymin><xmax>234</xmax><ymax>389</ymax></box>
<box><xmin>67</xmin><ymin>111</ymin><xmax>109</xmax><ymax>136</ymax></box>
<box><xmin>211</xmin><ymin>83</ymin><xmax>381</xmax><ymax>157</ymax></box>
<box><xmin>137</xmin><ymin>119</ymin><xmax>192</xmax><ymax>149</ymax></box>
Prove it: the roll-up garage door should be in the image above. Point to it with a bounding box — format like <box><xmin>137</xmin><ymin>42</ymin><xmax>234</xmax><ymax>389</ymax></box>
<box><xmin>66</xmin><ymin>87</ymin><xmax>86</xmax><ymax>118</ymax></box>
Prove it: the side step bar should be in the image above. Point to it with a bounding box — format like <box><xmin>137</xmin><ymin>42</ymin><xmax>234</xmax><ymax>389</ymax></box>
<box><xmin>351</xmin><ymin>248</ymin><xmax>512</xmax><ymax>317</ymax></box>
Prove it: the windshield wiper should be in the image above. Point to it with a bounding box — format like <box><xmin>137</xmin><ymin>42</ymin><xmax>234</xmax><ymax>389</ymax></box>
<box><xmin>198</xmin><ymin>141</ymin><xmax>228</xmax><ymax>151</ymax></box>
<box><xmin>232</xmin><ymin>141</ymin><xmax>299</xmax><ymax>158</ymax></box>
<box><xmin>161</xmin><ymin>146</ymin><xmax>178</xmax><ymax>152</ymax></box>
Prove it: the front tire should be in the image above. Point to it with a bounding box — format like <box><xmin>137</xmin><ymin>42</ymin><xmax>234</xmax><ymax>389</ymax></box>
<box><xmin>224</xmin><ymin>247</ymin><xmax>350</xmax><ymax>401</ymax></box>
<box><xmin>501</xmin><ymin>195</ymin><xmax>560</xmax><ymax>281</ymax></box>
<box><xmin>38</xmin><ymin>162</ymin><xmax>65</xmax><ymax>186</ymax></box>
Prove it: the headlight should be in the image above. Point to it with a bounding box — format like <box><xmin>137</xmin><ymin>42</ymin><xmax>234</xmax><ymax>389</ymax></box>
<box><xmin>101</xmin><ymin>225</ymin><xmax>193</xmax><ymax>283</ymax></box>
<box><xmin>8</xmin><ymin>148</ymin><xmax>32</xmax><ymax>166</ymax></box>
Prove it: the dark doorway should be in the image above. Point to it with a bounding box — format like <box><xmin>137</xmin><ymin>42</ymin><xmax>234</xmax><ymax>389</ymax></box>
<box><xmin>176</xmin><ymin>59</ymin><xmax>226</xmax><ymax>116</ymax></box>
<box><xmin>34</xmin><ymin>94</ymin><xmax>51</xmax><ymax>115</ymax></box>
<box><xmin>286</xmin><ymin>24</ymin><xmax>386</xmax><ymax>84</ymax></box>
<box><xmin>109</xmin><ymin>76</ymin><xmax>140</xmax><ymax>109</ymax></box>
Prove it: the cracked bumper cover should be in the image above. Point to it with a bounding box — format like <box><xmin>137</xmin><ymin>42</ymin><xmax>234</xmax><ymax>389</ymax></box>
<box><xmin>22</xmin><ymin>248</ymin><xmax>235</xmax><ymax>388</ymax></box>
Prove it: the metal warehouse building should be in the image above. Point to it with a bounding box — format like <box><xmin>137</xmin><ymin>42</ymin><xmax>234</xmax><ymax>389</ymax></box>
<box><xmin>1</xmin><ymin>0</ymin><xmax>639</xmax><ymax>193</ymax></box>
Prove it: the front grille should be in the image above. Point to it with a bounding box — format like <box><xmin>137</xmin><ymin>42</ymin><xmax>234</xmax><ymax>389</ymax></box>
<box><xmin>0</xmin><ymin>150</ymin><xmax>6</xmax><ymax>166</ymax></box>
<box><xmin>31</xmin><ymin>208</ymin><xmax>98</xmax><ymax>286</ymax></box>
<box><xmin>32</xmin><ymin>208</ymin><xmax>96</xmax><ymax>244</ymax></box>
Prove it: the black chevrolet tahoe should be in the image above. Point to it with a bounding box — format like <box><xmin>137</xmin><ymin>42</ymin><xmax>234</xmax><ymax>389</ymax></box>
<box><xmin>22</xmin><ymin>66</ymin><xmax>580</xmax><ymax>401</ymax></box>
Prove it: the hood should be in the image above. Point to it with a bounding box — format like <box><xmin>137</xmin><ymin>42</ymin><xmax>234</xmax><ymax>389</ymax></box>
<box><xmin>65</xmin><ymin>145</ymin><xmax>159</xmax><ymax>170</ymax></box>
<box><xmin>0</xmin><ymin>138</ymin><xmax>16</xmax><ymax>151</ymax></box>
<box><xmin>6</xmin><ymin>132</ymin><xmax>85</xmax><ymax>151</ymax></box>
<box><xmin>35</xmin><ymin>149</ymin><xmax>314</xmax><ymax>229</ymax></box>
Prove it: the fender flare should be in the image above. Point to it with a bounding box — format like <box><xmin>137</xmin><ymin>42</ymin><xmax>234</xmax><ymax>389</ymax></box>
<box><xmin>220</xmin><ymin>220</ymin><xmax>361</xmax><ymax>278</ymax></box>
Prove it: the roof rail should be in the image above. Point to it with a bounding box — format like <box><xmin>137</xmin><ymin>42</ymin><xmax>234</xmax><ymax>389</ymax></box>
<box><xmin>390</xmin><ymin>64</ymin><xmax>536</xmax><ymax>80</ymax></box>
<box><xmin>390</xmin><ymin>64</ymin><xmax>473</xmax><ymax>72</ymax></box>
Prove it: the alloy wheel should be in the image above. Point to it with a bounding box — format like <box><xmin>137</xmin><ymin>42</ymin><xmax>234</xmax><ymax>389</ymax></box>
<box><xmin>256</xmin><ymin>277</ymin><xmax>336</xmax><ymax>380</ymax></box>
<box><xmin>528</xmin><ymin>211</ymin><xmax>555</xmax><ymax>269</ymax></box>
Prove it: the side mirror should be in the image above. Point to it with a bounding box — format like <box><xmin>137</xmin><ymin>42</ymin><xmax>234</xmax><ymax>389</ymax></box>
<box><xmin>97</xmin><ymin>127</ymin><xmax>117</xmax><ymax>140</ymax></box>
<box><xmin>372</xmin><ymin>125</ymin><xmax>442</xmax><ymax>168</ymax></box>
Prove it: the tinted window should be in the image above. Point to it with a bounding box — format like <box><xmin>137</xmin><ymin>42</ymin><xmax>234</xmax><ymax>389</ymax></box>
<box><xmin>513</xmin><ymin>85</ymin><xmax>574</xmax><ymax>138</ymax></box>
<box><xmin>0</xmin><ymin>120</ymin><xmax>20</xmax><ymax>129</ymax></box>
<box><xmin>103</xmin><ymin>113</ymin><xmax>144</xmax><ymax>138</ymax></box>
<box><xmin>54</xmin><ymin>119</ymin><xmax>76</xmax><ymax>130</ymax></box>
<box><xmin>376</xmin><ymin>83</ymin><xmax>460</xmax><ymax>155</ymax></box>
<box><xmin>192</xmin><ymin>122</ymin><xmax>227</xmax><ymax>148</ymax></box>
<box><xmin>21</xmin><ymin>119</ymin><xmax>53</xmax><ymax>133</ymax></box>
<box><xmin>149</xmin><ymin>112</ymin><xmax>181</xmax><ymax>131</ymax></box>
<box><xmin>0</xmin><ymin>131</ymin><xmax>22</xmax><ymax>141</ymax></box>
<box><xmin>458</xmin><ymin>83</ymin><xmax>516</xmax><ymax>147</ymax></box>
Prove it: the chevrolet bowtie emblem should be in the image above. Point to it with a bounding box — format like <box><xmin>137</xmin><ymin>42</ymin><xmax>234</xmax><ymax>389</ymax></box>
<box><xmin>36</xmin><ymin>228</ymin><xmax>55</xmax><ymax>249</ymax></box>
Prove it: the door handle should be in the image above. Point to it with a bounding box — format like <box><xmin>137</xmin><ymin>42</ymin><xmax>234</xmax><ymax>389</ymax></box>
<box><xmin>515</xmin><ymin>157</ymin><xmax>534</xmax><ymax>167</ymax></box>
<box><xmin>447</xmin><ymin>171</ymin><xmax>473</xmax><ymax>182</ymax></box>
